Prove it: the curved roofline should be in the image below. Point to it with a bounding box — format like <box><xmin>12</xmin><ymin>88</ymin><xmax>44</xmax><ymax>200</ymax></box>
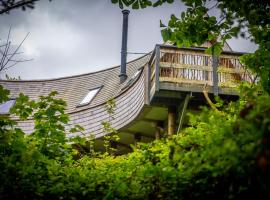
<box><xmin>12</xmin><ymin>66</ymin><xmax>146</xmax><ymax>121</ymax></box>
<box><xmin>0</xmin><ymin>53</ymin><xmax>150</xmax><ymax>83</ymax></box>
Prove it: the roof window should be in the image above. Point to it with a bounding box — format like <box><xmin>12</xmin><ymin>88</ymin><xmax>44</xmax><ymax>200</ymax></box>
<box><xmin>0</xmin><ymin>99</ymin><xmax>16</xmax><ymax>114</ymax></box>
<box><xmin>78</xmin><ymin>87</ymin><xmax>101</xmax><ymax>106</ymax></box>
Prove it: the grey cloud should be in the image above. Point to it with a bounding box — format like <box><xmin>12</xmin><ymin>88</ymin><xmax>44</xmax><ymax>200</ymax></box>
<box><xmin>0</xmin><ymin>0</ymin><xmax>257</xmax><ymax>80</ymax></box>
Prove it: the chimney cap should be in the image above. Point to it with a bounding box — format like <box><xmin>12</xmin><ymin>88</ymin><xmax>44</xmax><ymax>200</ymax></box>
<box><xmin>122</xmin><ymin>9</ymin><xmax>130</xmax><ymax>15</ymax></box>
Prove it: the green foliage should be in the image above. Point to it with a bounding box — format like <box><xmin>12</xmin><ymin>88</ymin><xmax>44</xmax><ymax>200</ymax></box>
<box><xmin>111</xmin><ymin>0</ymin><xmax>173</xmax><ymax>9</ymax></box>
<box><xmin>5</xmin><ymin>74</ymin><xmax>21</xmax><ymax>80</ymax></box>
<box><xmin>11</xmin><ymin>91</ymin><xmax>73</xmax><ymax>160</ymax></box>
<box><xmin>0</xmin><ymin>85</ymin><xmax>15</xmax><ymax>135</ymax></box>
<box><xmin>103</xmin><ymin>98</ymin><xmax>120</xmax><ymax>155</ymax></box>
<box><xmin>0</xmin><ymin>85</ymin><xmax>9</xmax><ymax>103</ymax></box>
<box><xmin>1</xmin><ymin>84</ymin><xmax>270</xmax><ymax>199</ymax></box>
<box><xmin>160</xmin><ymin>0</ymin><xmax>240</xmax><ymax>56</ymax></box>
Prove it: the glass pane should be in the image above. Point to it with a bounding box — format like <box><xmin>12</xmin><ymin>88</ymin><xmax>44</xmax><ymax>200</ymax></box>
<box><xmin>0</xmin><ymin>99</ymin><xmax>16</xmax><ymax>114</ymax></box>
<box><xmin>79</xmin><ymin>88</ymin><xmax>100</xmax><ymax>105</ymax></box>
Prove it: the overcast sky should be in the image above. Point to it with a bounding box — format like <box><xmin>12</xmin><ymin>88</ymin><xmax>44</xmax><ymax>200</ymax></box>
<box><xmin>0</xmin><ymin>0</ymin><xmax>257</xmax><ymax>80</ymax></box>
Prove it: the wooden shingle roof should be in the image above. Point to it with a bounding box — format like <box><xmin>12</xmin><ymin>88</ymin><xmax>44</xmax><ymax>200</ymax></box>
<box><xmin>0</xmin><ymin>54</ymin><xmax>150</xmax><ymax>114</ymax></box>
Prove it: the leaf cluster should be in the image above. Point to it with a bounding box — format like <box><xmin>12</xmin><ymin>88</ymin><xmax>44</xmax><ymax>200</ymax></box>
<box><xmin>111</xmin><ymin>0</ymin><xmax>173</xmax><ymax>9</ymax></box>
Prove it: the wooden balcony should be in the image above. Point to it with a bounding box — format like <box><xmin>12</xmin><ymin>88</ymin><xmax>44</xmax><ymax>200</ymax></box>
<box><xmin>148</xmin><ymin>45</ymin><xmax>254</xmax><ymax>104</ymax></box>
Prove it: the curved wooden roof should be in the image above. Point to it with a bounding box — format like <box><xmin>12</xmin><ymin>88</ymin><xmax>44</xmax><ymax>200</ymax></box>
<box><xmin>0</xmin><ymin>54</ymin><xmax>150</xmax><ymax>113</ymax></box>
<box><xmin>0</xmin><ymin>54</ymin><xmax>150</xmax><ymax>138</ymax></box>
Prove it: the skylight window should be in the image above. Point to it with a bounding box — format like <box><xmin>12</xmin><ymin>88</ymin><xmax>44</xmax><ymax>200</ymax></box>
<box><xmin>79</xmin><ymin>87</ymin><xmax>101</xmax><ymax>106</ymax></box>
<box><xmin>0</xmin><ymin>99</ymin><xmax>16</xmax><ymax>114</ymax></box>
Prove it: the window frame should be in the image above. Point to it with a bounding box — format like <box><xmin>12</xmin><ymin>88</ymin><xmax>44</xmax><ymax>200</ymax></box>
<box><xmin>77</xmin><ymin>86</ymin><xmax>103</xmax><ymax>107</ymax></box>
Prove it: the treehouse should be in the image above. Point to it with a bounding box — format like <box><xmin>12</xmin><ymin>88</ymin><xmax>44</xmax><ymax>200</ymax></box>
<box><xmin>0</xmin><ymin>10</ymin><xmax>253</xmax><ymax>154</ymax></box>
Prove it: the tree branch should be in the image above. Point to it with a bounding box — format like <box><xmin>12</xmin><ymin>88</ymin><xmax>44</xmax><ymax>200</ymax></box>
<box><xmin>0</xmin><ymin>0</ymin><xmax>39</xmax><ymax>14</ymax></box>
<box><xmin>2</xmin><ymin>32</ymin><xmax>29</xmax><ymax>69</ymax></box>
<box><xmin>203</xmin><ymin>84</ymin><xmax>221</xmax><ymax>113</ymax></box>
<box><xmin>0</xmin><ymin>28</ymin><xmax>32</xmax><ymax>75</ymax></box>
<box><xmin>0</xmin><ymin>27</ymin><xmax>11</xmax><ymax>70</ymax></box>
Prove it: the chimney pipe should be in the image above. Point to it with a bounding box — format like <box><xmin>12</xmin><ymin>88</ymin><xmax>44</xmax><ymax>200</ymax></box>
<box><xmin>119</xmin><ymin>9</ymin><xmax>130</xmax><ymax>84</ymax></box>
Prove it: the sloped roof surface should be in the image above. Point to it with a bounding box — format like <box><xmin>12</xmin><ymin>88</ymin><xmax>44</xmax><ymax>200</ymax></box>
<box><xmin>0</xmin><ymin>54</ymin><xmax>150</xmax><ymax>113</ymax></box>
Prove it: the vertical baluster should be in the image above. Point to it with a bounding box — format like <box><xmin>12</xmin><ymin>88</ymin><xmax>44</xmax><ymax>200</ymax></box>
<box><xmin>203</xmin><ymin>55</ymin><xmax>205</xmax><ymax>66</ymax></box>
<box><xmin>212</xmin><ymin>55</ymin><xmax>219</xmax><ymax>95</ymax></box>
<box><xmin>180</xmin><ymin>54</ymin><xmax>184</xmax><ymax>78</ymax></box>
<box><xmin>181</xmin><ymin>53</ymin><xmax>183</xmax><ymax>64</ymax></box>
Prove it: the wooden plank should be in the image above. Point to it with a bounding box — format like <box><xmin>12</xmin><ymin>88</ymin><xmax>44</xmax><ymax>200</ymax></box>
<box><xmin>155</xmin><ymin>46</ymin><xmax>160</xmax><ymax>92</ymax></box>
<box><xmin>150</xmin><ymin>69</ymin><xmax>156</xmax><ymax>80</ymax></box>
<box><xmin>147</xmin><ymin>63</ymin><xmax>151</xmax><ymax>105</ymax></box>
<box><xmin>159</xmin><ymin>77</ymin><xmax>212</xmax><ymax>86</ymax></box>
<box><xmin>217</xmin><ymin>67</ymin><xmax>246</xmax><ymax>74</ymax></box>
<box><xmin>168</xmin><ymin>106</ymin><xmax>176</xmax><ymax>138</ymax></box>
<box><xmin>150</xmin><ymin>84</ymin><xmax>156</xmax><ymax>102</ymax></box>
<box><xmin>212</xmin><ymin>55</ymin><xmax>219</xmax><ymax>95</ymax></box>
<box><xmin>160</xmin><ymin>62</ymin><xmax>212</xmax><ymax>71</ymax></box>
<box><xmin>219</xmin><ymin>54</ymin><xmax>242</xmax><ymax>59</ymax></box>
<box><xmin>160</xmin><ymin>49</ymin><xmax>210</xmax><ymax>56</ymax></box>
<box><xmin>159</xmin><ymin>81</ymin><xmax>239</xmax><ymax>95</ymax></box>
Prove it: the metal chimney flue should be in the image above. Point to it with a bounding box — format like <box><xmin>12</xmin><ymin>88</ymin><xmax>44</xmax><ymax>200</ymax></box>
<box><xmin>119</xmin><ymin>9</ymin><xmax>130</xmax><ymax>84</ymax></box>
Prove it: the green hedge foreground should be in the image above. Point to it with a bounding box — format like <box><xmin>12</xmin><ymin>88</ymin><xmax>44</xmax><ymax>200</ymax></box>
<box><xmin>0</xmin><ymin>84</ymin><xmax>269</xmax><ymax>200</ymax></box>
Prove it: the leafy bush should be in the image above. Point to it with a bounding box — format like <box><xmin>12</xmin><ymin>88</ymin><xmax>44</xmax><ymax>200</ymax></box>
<box><xmin>0</xmin><ymin>84</ymin><xmax>269</xmax><ymax>199</ymax></box>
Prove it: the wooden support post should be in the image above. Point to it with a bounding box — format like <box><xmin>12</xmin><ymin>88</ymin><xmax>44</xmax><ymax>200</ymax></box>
<box><xmin>155</xmin><ymin>121</ymin><xmax>164</xmax><ymax>140</ymax></box>
<box><xmin>212</xmin><ymin>55</ymin><xmax>219</xmax><ymax>96</ymax></box>
<box><xmin>155</xmin><ymin>127</ymin><xmax>161</xmax><ymax>140</ymax></box>
<box><xmin>177</xmin><ymin>93</ymin><xmax>191</xmax><ymax>134</ymax></box>
<box><xmin>134</xmin><ymin>133</ymin><xmax>141</xmax><ymax>146</ymax></box>
<box><xmin>168</xmin><ymin>106</ymin><xmax>176</xmax><ymax>138</ymax></box>
<box><xmin>147</xmin><ymin>63</ymin><xmax>151</xmax><ymax>105</ymax></box>
<box><xmin>155</xmin><ymin>45</ymin><xmax>160</xmax><ymax>92</ymax></box>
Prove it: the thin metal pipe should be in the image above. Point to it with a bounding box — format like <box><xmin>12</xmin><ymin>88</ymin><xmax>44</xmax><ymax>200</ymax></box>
<box><xmin>119</xmin><ymin>10</ymin><xmax>130</xmax><ymax>84</ymax></box>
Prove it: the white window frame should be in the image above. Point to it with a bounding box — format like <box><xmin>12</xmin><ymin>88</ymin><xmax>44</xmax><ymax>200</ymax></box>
<box><xmin>78</xmin><ymin>87</ymin><xmax>102</xmax><ymax>106</ymax></box>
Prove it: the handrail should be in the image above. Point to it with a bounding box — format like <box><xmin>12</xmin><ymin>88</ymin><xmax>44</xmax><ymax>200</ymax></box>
<box><xmin>157</xmin><ymin>45</ymin><xmax>252</xmax><ymax>94</ymax></box>
<box><xmin>157</xmin><ymin>44</ymin><xmax>247</xmax><ymax>56</ymax></box>
<box><xmin>148</xmin><ymin>45</ymin><xmax>253</xmax><ymax>99</ymax></box>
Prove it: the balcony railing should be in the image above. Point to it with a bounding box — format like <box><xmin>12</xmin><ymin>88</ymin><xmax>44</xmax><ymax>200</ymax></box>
<box><xmin>148</xmin><ymin>45</ymin><xmax>254</xmax><ymax>100</ymax></box>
